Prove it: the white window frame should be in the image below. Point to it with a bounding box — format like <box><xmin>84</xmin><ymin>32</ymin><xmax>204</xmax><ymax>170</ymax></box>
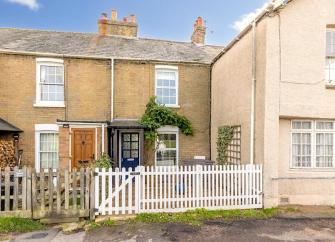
<box><xmin>325</xmin><ymin>28</ymin><xmax>335</xmax><ymax>85</ymax></box>
<box><xmin>34</xmin><ymin>58</ymin><xmax>65</xmax><ymax>107</ymax></box>
<box><xmin>35</xmin><ymin>124</ymin><xmax>59</xmax><ymax>172</ymax></box>
<box><xmin>155</xmin><ymin>126</ymin><xmax>179</xmax><ymax>166</ymax></box>
<box><xmin>155</xmin><ymin>65</ymin><xmax>179</xmax><ymax>108</ymax></box>
<box><xmin>290</xmin><ymin>120</ymin><xmax>335</xmax><ymax>169</ymax></box>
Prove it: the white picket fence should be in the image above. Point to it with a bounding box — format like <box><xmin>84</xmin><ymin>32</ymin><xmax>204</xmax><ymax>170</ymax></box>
<box><xmin>95</xmin><ymin>164</ymin><xmax>263</xmax><ymax>215</ymax></box>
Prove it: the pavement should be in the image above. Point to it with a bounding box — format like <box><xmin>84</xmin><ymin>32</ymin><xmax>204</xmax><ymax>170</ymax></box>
<box><xmin>8</xmin><ymin>206</ymin><xmax>335</xmax><ymax>242</ymax></box>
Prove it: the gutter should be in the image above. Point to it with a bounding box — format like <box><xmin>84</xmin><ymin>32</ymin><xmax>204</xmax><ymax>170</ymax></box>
<box><xmin>111</xmin><ymin>58</ymin><xmax>114</xmax><ymax>122</ymax></box>
<box><xmin>250</xmin><ymin>21</ymin><xmax>257</xmax><ymax>165</ymax></box>
<box><xmin>0</xmin><ymin>49</ymin><xmax>214</xmax><ymax>65</ymax></box>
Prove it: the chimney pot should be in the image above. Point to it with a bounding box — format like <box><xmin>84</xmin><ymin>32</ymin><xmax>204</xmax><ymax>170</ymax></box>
<box><xmin>197</xmin><ymin>16</ymin><xmax>203</xmax><ymax>27</ymax></box>
<box><xmin>130</xmin><ymin>14</ymin><xmax>136</xmax><ymax>23</ymax></box>
<box><xmin>98</xmin><ymin>13</ymin><xmax>108</xmax><ymax>36</ymax></box>
<box><xmin>111</xmin><ymin>9</ymin><xmax>117</xmax><ymax>21</ymax></box>
<box><xmin>100</xmin><ymin>12</ymin><xmax>108</xmax><ymax>20</ymax></box>
<box><xmin>123</xmin><ymin>17</ymin><xmax>128</xmax><ymax>22</ymax></box>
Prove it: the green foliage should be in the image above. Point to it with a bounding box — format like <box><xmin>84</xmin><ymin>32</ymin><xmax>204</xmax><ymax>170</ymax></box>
<box><xmin>0</xmin><ymin>217</ymin><xmax>44</xmax><ymax>233</ymax></box>
<box><xmin>88</xmin><ymin>219</ymin><xmax>115</xmax><ymax>230</ymax></box>
<box><xmin>217</xmin><ymin>126</ymin><xmax>235</xmax><ymax>165</ymax></box>
<box><xmin>135</xmin><ymin>208</ymin><xmax>280</xmax><ymax>226</ymax></box>
<box><xmin>92</xmin><ymin>153</ymin><xmax>114</xmax><ymax>169</ymax></box>
<box><xmin>139</xmin><ymin>97</ymin><xmax>193</xmax><ymax>146</ymax></box>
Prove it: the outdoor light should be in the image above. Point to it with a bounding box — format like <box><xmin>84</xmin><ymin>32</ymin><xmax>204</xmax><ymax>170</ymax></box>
<box><xmin>13</xmin><ymin>133</ymin><xmax>19</xmax><ymax>141</ymax></box>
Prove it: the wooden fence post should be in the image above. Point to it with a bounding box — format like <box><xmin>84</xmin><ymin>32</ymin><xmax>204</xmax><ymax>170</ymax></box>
<box><xmin>30</xmin><ymin>170</ymin><xmax>38</xmax><ymax>218</ymax></box>
<box><xmin>90</xmin><ymin>169</ymin><xmax>95</xmax><ymax>220</ymax></box>
<box><xmin>13</xmin><ymin>166</ymin><xmax>19</xmax><ymax>210</ymax></box>
<box><xmin>4</xmin><ymin>167</ymin><xmax>10</xmax><ymax>211</ymax></box>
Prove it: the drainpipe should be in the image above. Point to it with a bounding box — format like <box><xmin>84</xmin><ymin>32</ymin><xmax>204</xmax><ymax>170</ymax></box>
<box><xmin>250</xmin><ymin>21</ymin><xmax>257</xmax><ymax>165</ymax></box>
<box><xmin>111</xmin><ymin>58</ymin><xmax>115</xmax><ymax>122</ymax></box>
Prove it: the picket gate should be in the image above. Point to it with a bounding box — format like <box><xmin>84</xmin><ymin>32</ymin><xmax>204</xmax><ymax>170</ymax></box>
<box><xmin>95</xmin><ymin>164</ymin><xmax>263</xmax><ymax>215</ymax></box>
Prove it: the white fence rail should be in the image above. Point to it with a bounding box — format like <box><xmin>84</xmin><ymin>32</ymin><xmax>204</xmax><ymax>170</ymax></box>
<box><xmin>95</xmin><ymin>165</ymin><xmax>263</xmax><ymax>215</ymax></box>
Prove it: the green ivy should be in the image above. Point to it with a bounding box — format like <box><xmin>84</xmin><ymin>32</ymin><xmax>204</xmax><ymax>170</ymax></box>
<box><xmin>217</xmin><ymin>126</ymin><xmax>235</xmax><ymax>165</ymax></box>
<box><xmin>140</xmin><ymin>97</ymin><xmax>193</xmax><ymax>146</ymax></box>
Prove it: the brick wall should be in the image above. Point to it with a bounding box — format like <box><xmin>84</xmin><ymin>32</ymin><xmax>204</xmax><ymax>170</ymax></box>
<box><xmin>0</xmin><ymin>53</ymin><xmax>211</xmax><ymax>167</ymax></box>
<box><xmin>0</xmin><ymin>54</ymin><xmax>110</xmax><ymax>167</ymax></box>
<box><xmin>114</xmin><ymin>60</ymin><xmax>211</xmax><ymax>164</ymax></box>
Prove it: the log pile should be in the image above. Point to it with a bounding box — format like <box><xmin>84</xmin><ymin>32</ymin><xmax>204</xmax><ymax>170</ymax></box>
<box><xmin>0</xmin><ymin>140</ymin><xmax>17</xmax><ymax>169</ymax></box>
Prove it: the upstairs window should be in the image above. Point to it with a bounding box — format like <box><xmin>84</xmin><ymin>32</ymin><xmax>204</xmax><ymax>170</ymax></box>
<box><xmin>155</xmin><ymin>65</ymin><xmax>179</xmax><ymax>107</ymax></box>
<box><xmin>35</xmin><ymin>58</ymin><xmax>64</xmax><ymax>107</ymax></box>
<box><xmin>326</xmin><ymin>28</ymin><xmax>335</xmax><ymax>84</ymax></box>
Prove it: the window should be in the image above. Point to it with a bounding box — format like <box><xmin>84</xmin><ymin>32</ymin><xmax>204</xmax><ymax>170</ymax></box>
<box><xmin>291</xmin><ymin>121</ymin><xmax>335</xmax><ymax>169</ymax></box>
<box><xmin>35</xmin><ymin>58</ymin><xmax>64</xmax><ymax>107</ymax></box>
<box><xmin>35</xmin><ymin>124</ymin><xmax>59</xmax><ymax>171</ymax></box>
<box><xmin>155</xmin><ymin>65</ymin><xmax>178</xmax><ymax>107</ymax></box>
<box><xmin>326</xmin><ymin>29</ymin><xmax>335</xmax><ymax>84</ymax></box>
<box><xmin>155</xmin><ymin>127</ymin><xmax>179</xmax><ymax>166</ymax></box>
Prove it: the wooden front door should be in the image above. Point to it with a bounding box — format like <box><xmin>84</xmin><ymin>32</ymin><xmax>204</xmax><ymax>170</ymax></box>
<box><xmin>72</xmin><ymin>129</ymin><xmax>95</xmax><ymax>168</ymax></box>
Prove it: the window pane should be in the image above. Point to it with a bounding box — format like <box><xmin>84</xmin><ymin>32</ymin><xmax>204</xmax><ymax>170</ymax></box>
<box><xmin>292</xmin><ymin>121</ymin><xmax>312</xmax><ymax>130</ymax></box>
<box><xmin>131</xmin><ymin>142</ymin><xmax>138</xmax><ymax>149</ymax></box>
<box><xmin>131</xmin><ymin>134</ymin><xmax>138</xmax><ymax>141</ymax></box>
<box><xmin>123</xmin><ymin>151</ymin><xmax>130</xmax><ymax>158</ymax></box>
<box><xmin>131</xmin><ymin>150</ymin><xmax>139</xmax><ymax>158</ymax></box>
<box><xmin>123</xmin><ymin>142</ymin><xmax>130</xmax><ymax>149</ymax></box>
<box><xmin>316</xmin><ymin>133</ymin><xmax>333</xmax><ymax>168</ymax></box>
<box><xmin>156</xmin><ymin>69</ymin><xmax>177</xmax><ymax>105</ymax></box>
<box><xmin>156</xmin><ymin>150</ymin><xmax>176</xmax><ymax>166</ymax></box>
<box><xmin>316</xmin><ymin>121</ymin><xmax>334</xmax><ymax>130</ymax></box>
<box><xmin>292</xmin><ymin>132</ymin><xmax>311</xmax><ymax>167</ymax></box>
<box><xmin>39</xmin><ymin>64</ymin><xmax>64</xmax><ymax>102</ymax></box>
<box><xmin>326</xmin><ymin>57</ymin><xmax>335</xmax><ymax>82</ymax></box>
<box><xmin>326</xmin><ymin>30</ymin><xmax>335</xmax><ymax>57</ymax></box>
<box><xmin>40</xmin><ymin>133</ymin><xmax>59</xmax><ymax>169</ymax></box>
<box><xmin>156</xmin><ymin>132</ymin><xmax>177</xmax><ymax>166</ymax></box>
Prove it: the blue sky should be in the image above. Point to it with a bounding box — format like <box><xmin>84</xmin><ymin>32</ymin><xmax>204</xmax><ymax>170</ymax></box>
<box><xmin>0</xmin><ymin>0</ymin><xmax>269</xmax><ymax>45</ymax></box>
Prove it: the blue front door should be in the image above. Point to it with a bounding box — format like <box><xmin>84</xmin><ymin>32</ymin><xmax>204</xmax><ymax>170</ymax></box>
<box><xmin>121</xmin><ymin>133</ymin><xmax>140</xmax><ymax>170</ymax></box>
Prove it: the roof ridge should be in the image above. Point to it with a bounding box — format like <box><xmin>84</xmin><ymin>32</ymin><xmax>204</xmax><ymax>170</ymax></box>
<box><xmin>0</xmin><ymin>27</ymin><xmax>223</xmax><ymax>47</ymax></box>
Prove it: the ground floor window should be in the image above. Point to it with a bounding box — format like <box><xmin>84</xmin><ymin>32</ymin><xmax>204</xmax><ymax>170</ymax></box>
<box><xmin>156</xmin><ymin>127</ymin><xmax>178</xmax><ymax>166</ymax></box>
<box><xmin>35</xmin><ymin>124</ymin><xmax>59</xmax><ymax>171</ymax></box>
<box><xmin>291</xmin><ymin>120</ymin><xmax>334</xmax><ymax>168</ymax></box>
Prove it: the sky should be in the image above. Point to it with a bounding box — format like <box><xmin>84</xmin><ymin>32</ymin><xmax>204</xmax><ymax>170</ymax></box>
<box><xmin>0</xmin><ymin>0</ymin><xmax>270</xmax><ymax>45</ymax></box>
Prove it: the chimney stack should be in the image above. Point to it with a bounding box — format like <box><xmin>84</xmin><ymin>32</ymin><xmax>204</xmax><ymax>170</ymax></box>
<box><xmin>97</xmin><ymin>9</ymin><xmax>138</xmax><ymax>37</ymax></box>
<box><xmin>191</xmin><ymin>17</ymin><xmax>206</xmax><ymax>45</ymax></box>
<box><xmin>98</xmin><ymin>13</ymin><xmax>108</xmax><ymax>36</ymax></box>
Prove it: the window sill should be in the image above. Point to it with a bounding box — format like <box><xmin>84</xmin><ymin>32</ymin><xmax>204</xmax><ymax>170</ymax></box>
<box><xmin>34</xmin><ymin>102</ymin><xmax>65</xmax><ymax>108</ymax></box>
<box><xmin>289</xmin><ymin>167</ymin><xmax>335</xmax><ymax>172</ymax></box>
<box><xmin>165</xmin><ymin>105</ymin><xmax>180</xmax><ymax>109</ymax></box>
<box><xmin>325</xmin><ymin>82</ymin><xmax>335</xmax><ymax>89</ymax></box>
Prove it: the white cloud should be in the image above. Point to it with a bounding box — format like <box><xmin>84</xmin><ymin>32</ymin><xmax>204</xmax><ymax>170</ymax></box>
<box><xmin>231</xmin><ymin>1</ymin><xmax>270</xmax><ymax>32</ymax></box>
<box><xmin>6</xmin><ymin>0</ymin><xmax>39</xmax><ymax>10</ymax></box>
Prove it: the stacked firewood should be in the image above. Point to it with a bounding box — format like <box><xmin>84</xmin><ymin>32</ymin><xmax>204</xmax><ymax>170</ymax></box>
<box><xmin>0</xmin><ymin>140</ymin><xmax>17</xmax><ymax>169</ymax></box>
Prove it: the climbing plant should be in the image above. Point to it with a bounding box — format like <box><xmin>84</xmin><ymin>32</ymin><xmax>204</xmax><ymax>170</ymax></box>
<box><xmin>217</xmin><ymin>126</ymin><xmax>235</xmax><ymax>165</ymax></box>
<box><xmin>139</xmin><ymin>97</ymin><xmax>193</xmax><ymax>147</ymax></box>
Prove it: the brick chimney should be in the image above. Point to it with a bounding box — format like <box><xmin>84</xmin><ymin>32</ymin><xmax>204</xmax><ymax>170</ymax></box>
<box><xmin>191</xmin><ymin>17</ymin><xmax>206</xmax><ymax>45</ymax></box>
<box><xmin>98</xmin><ymin>10</ymin><xmax>138</xmax><ymax>37</ymax></box>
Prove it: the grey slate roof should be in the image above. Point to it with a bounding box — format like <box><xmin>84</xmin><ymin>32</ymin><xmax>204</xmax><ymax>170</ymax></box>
<box><xmin>0</xmin><ymin>118</ymin><xmax>22</xmax><ymax>132</ymax></box>
<box><xmin>108</xmin><ymin>120</ymin><xmax>144</xmax><ymax>129</ymax></box>
<box><xmin>0</xmin><ymin>28</ymin><xmax>223</xmax><ymax>64</ymax></box>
